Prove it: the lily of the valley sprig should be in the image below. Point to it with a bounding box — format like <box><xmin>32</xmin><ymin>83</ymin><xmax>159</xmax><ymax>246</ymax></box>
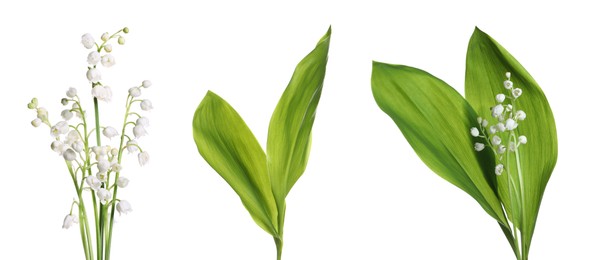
<box><xmin>192</xmin><ymin>27</ymin><xmax>330</xmax><ymax>260</ymax></box>
<box><xmin>371</xmin><ymin>28</ymin><xmax>557</xmax><ymax>260</ymax></box>
<box><xmin>27</xmin><ymin>27</ymin><xmax>152</xmax><ymax>260</ymax></box>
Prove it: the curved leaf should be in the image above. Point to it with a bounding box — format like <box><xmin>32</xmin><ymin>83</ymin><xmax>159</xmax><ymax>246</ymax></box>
<box><xmin>371</xmin><ymin>62</ymin><xmax>508</xmax><ymax>226</ymax></box>
<box><xmin>465</xmin><ymin>27</ymin><xmax>558</xmax><ymax>255</ymax></box>
<box><xmin>193</xmin><ymin>91</ymin><xmax>279</xmax><ymax>236</ymax></box>
<box><xmin>267</xmin><ymin>27</ymin><xmax>331</xmax><ymax>205</ymax></box>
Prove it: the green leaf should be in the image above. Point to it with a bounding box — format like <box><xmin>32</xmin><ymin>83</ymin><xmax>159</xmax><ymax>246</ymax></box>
<box><xmin>371</xmin><ymin>62</ymin><xmax>509</xmax><ymax>226</ymax></box>
<box><xmin>193</xmin><ymin>91</ymin><xmax>279</xmax><ymax>236</ymax></box>
<box><xmin>267</xmin><ymin>26</ymin><xmax>331</xmax><ymax>208</ymax></box>
<box><xmin>465</xmin><ymin>27</ymin><xmax>558</xmax><ymax>255</ymax></box>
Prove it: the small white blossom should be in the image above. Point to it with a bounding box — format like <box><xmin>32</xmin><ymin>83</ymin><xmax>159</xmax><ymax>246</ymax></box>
<box><xmin>512</xmin><ymin>88</ymin><xmax>523</xmax><ymax>98</ymax></box>
<box><xmin>104</xmin><ymin>44</ymin><xmax>113</xmax><ymax>53</ymax></box>
<box><xmin>140</xmin><ymin>100</ymin><xmax>153</xmax><ymax>111</ymax></box>
<box><xmin>63</xmin><ymin>149</ymin><xmax>77</xmax><ymax>161</ymax></box>
<box><xmin>92</xmin><ymin>146</ymin><xmax>109</xmax><ymax>157</ymax></box>
<box><xmin>142</xmin><ymin>80</ymin><xmax>152</xmax><ymax>88</ymax></box>
<box><xmin>65</xmin><ymin>130</ymin><xmax>80</xmax><ymax>145</ymax></box>
<box><xmin>111</xmin><ymin>163</ymin><xmax>122</xmax><ymax>172</ymax></box>
<box><xmin>51</xmin><ymin>140</ymin><xmax>66</xmax><ymax>155</ymax></box>
<box><xmin>97</xmin><ymin>172</ymin><xmax>108</xmax><ymax>182</ymax></box>
<box><xmin>509</xmin><ymin>142</ymin><xmax>517</xmax><ymax>152</ymax></box>
<box><xmin>504</xmin><ymin>80</ymin><xmax>513</xmax><ymax>90</ymax></box>
<box><xmin>505</xmin><ymin>104</ymin><xmax>513</xmax><ymax>112</ymax></box>
<box><xmin>477</xmin><ymin>117</ymin><xmax>482</xmax><ymax>124</ymax></box>
<box><xmin>89</xmin><ymin>165</ymin><xmax>104</xmax><ymax>181</ymax></box>
<box><xmin>474</xmin><ymin>142</ymin><xmax>485</xmax><ymax>152</ymax></box>
<box><xmin>91</xmin><ymin>85</ymin><xmax>112</xmax><ymax>102</ymax></box>
<box><xmin>496</xmin><ymin>94</ymin><xmax>505</xmax><ymax>103</ymax></box>
<box><xmin>81</xmin><ymin>33</ymin><xmax>95</xmax><ymax>49</ymax></box>
<box><xmin>50</xmin><ymin>121</ymin><xmax>70</xmax><ymax>137</ymax></box>
<box><xmin>101</xmin><ymin>32</ymin><xmax>109</xmax><ymax>41</ymax></box>
<box><xmin>117</xmin><ymin>176</ymin><xmax>129</xmax><ymax>188</ymax></box>
<box><xmin>37</xmin><ymin>107</ymin><xmax>48</xmax><ymax>120</ymax></box>
<box><xmin>66</xmin><ymin>87</ymin><xmax>77</xmax><ymax>98</ymax></box>
<box><xmin>481</xmin><ymin>119</ymin><xmax>488</xmax><ymax>127</ymax></box>
<box><xmin>129</xmin><ymin>87</ymin><xmax>141</xmax><ymax>97</ymax></box>
<box><xmin>62</xmin><ymin>214</ymin><xmax>79</xmax><ymax>229</ymax></box>
<box><xmin>138</xmin><ymin>151</ymin><xmax>149</xmax><ymax>166</ymax></box>
<box><xmin>505</xmin><ymin>118</ymin><xmax>518</xmax><ymax>131</ymax></box>
<box><xmin>133</xmin><ymin>125</ymin><xmax>147</xmax><ymax>138</ymax></box>
<box><xmin>61</xmin><ymin>109</ymin><xmax>73</xmax><ymax>121</ymax></box>
<box><xmin>87</xmin><ymin>51</ymin><xmax>101</xmax><ymax>65</ymax></box>
<box><xmin>110</xmin><ymin>148</ymin><xmax>119</xmax><ymax>157</ymax></box>
<box><xmin>518</xmin><ymin>135</ymin><xmax>527</xmax><ymax>144</ymax></box>
<box><xmin>126</xmin><ymin>140</ymin><xmax>139</xmax><ymax>153</ymax></box>
<box><xmin>31</xmin><ymin>118</ymin><xmax>42</xmax><ymax>127</ymax></box>
<box><xmin>496</xmin><ymin>122</ymin><xmax>506</xmax><ymax>132</ymax></box>
<box><xmin>492</xmin><ymin>135</ymin><xmax>502</xmax><ymax>146</ymax></box>
<box><xmin>495</xmin><ymin>164</ymin><xmax>504</xmax><ymax>175</ymax></box>
<box><xmin>71</xmin><ymin>103</ymin><xmax>82</xmax><ymax>118</ymax></box>
<box><xmin>116</xmin><ymin>200</ymin><xmax>133</xmax><ymax>215</ymax></box>
<box><xmin>505</xmin><ymin>72</ymin><xmax>511</xmax><ymax>79</ymax></box>
<box><xmin>101</xmin><ymin>54</ymin><xmax>116</xmax><ymax>68</ymax></box>
<box><xmin>470</xmin><ymin>127</ymin><xmax>479</xmax><ymax>137</ymax></box>
<box><xmin>497</xmin><ymin>145</ymin><xmax>506</xmax><ymax>154</ymax></box>
<box><xmin>97</xmin><ymin>188</ymin><xmax>112</xmax><ymax>204</ymax></box>
<box><xmin>61</xmin><ymin>98</ymin><xmax>69</xmax><ymax>106</ymax></box>
<box><xmin>489</xmin><ymin>126</ymin><xmax>497</xmax><ymax>134</ymax></box>
<box><xmin>136</xmin><ymin>117</ymin><xmax>149</xmax><ymax>127</ymax></box>
<box><xmin>102</xmin><ymin>126</ymin><xmax>119</xmax><ymax>139</ymax></box>
<box><xmin>97</xmin><ymin>158</ymin><xmax>111</xmax><ymax>173</ymax></box>
<box><xmin>492</xmin><ymin>104</ymin><xmax>504</xmax><ymax>118</ymax></box>
<box><xmin>516</xmin><ymin>110</ymin><xmax>526</xmax><ymax>121</ymax></box>
<box><xmin>72</xmin><ymin>140</ymin><xmax>84</xmax><ymax>153</ymax></box>
<box><xmin>86</xmin><ymin>68</ymin><xmax>102</xmax><ymax>83</ymax></box>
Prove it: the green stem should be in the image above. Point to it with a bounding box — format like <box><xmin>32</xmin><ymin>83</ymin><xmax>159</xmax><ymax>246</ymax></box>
<box><xmin>274</xmin><ymin>237</ymin><xmax>283</xmax><ymax>260</ymax></box>
<box><xmin>68</xmin><ymin>162</ymin><xmax>94</xmax><ymax>260</ymax></box>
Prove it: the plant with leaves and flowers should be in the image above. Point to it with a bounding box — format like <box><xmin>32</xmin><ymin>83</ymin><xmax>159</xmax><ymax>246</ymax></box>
<box><xmin>27</xmin><ymin>27</ymin><xmax>152</xmax><ymax>260</ymax></box>
<box><xmin>371</xmin><ymin>28</ymin><xmax>557</xmax><ymax>260</ymax></box>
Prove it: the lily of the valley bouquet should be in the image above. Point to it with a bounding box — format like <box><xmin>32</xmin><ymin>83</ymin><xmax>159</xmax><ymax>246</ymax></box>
<box><xmin>27</xmin><ymin>27</ymin><xmax>152</xmax><ymax>260</ymax></box>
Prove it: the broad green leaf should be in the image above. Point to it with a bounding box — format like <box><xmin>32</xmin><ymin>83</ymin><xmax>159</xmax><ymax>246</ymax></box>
<box><xmin>267</xmin><ymin>26</ymin><xmax>331</xmax><ymax>209</ymax></box>
<box><xmin>193</xmin><ymin>91</ymin><xmax>279</xmax><ymax>236</ymax></box>
<box><xmin>465</xmin><ymin>27</ymin><xmax>558</xmax><ymax>255</ymax></box>
<box><xmin>371</xmin><ymin>62</ymin><xmax>509</xmax><ymax>226</ymax></box>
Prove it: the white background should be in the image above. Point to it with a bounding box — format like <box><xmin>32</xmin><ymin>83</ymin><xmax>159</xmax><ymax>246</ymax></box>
<box><xmin>0</xmin><ymin>0</ymin><xmax>590</xmax><ymax>259</ymax></box>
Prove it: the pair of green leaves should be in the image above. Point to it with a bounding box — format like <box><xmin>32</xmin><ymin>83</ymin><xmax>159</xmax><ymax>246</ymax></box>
<box><xmin>372</xmin><ymin>28</ymin><xmax>557</xmax><ymax>258</ymax></box>
<box><xmin>192</xmin><ymin>27</ymin><xmax>331</xmax><ymax>259</ymax></box>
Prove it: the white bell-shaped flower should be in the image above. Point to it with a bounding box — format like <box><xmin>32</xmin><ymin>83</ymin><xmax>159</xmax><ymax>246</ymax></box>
<box><xmin>50</xmin><ymin>121</ymin><xmax>70</xmax><ymax>137</ymax></box>
<box><xmin>129</xmin><ymin>87</ymin><xmax>141</xmax><ymax>98</ymax></box>
<box><xmin>496</xmin><ymin>94</ymin><xmax>505</xmax><ymax>103</ymax></box>
<box><xmin>117</xmin><ymin>176</ymin><xmax>129</xmax><ymax>188</ymax></box>
<box><xmin>140</xmin><ymin>100</ymin><xmax>153</xmax><ymax>111</ymax></box>
<box><xmin>495</xmin><ymin>164</ymin><xmax>504</xmax><ymax>175</ymax></box>
<box><xmin>72</xmin><ymin>140</ymin><xmax>84</xmax><ymax>153</ymax></box>
<box><xmin>101</xmin><ymin>54</ymin><xmax>116</xmax><ymax>68</ymax></box>
<box><xmin>65</xmin><ymin>130</ymin><xmax>80</xmax><ymax>145</ymax></box>
<box><xmin>470</xmin><ymin>127</ymin><xmax>479</xmax><ymax>137</ymax></box>
<box><xmin>474</xmin><ymin>142</ymin><xmax>485</xmax><ymax>152</ymax></box>
<box><xmin>37</xmin><ymin>107</ymin><xmax>48</xmax><ymax>120</ymax></box>
<box><xmin>111</xmin><ymin>163</ymin><xmax>123</xmax><ymax>172</ymax></box>
<box><xmin>136</xmin><ymin>117</ymin><xmax>149</xmax><ymax>127</ymax></box>
<box><xmin>104</xmin><ymin>44</ymin><xmax>113</xmax><ymax>53</ymax></box>
<box><xmin>133</xmin><ymin>125</ymin><xmax>148</xmax><ymax>139</ymax></box>
<box><xmin>85</xmin><ymin>175</ymin><xmax>101</xmax><ymax>191</ymax></box>
<box><xmin>492</xmin><ymin>135</ymin><xmax>502</xmax><ymax>146</ymax></box>
<box><xmin>116</xmin><ymin>200</ymin><xmax>133</xmax><ymax>215</ymax></box>
<box><xmin>512</xmin><ymin>88</ymin><xmax>523</xmax><ymax>98</ymax></box>
<box><xmin>101</xmin><ymin>32</ymin><xmax>109</xmax><ymax>41</ymax></box>
<box><xmin>86</xmin><ymin>68</ymin><xmax>102</xmax><ymax>83</ymax></box>
<box><xmin>91</xmin><ymin>85</ymin><xmax>112</xmax><ymax>102</ymax></box>
<box><xmin>97</xmin><ymin>188</ymin><xmax>112</xmax><ymax>204</ymax></box>
<box><xmin>31</xmin><ymin>118</ymin><xmax>42</xmax><ymax>127</ymax></box>
<box><xmin>497</xmin><ymin>145</ymin><xmax>506</xmax><ymax>154</ymax></box>
<box><xmin>142</xmin><ymin>80</ymin><xmax>152</xmax><ymax>88</ymax></box>
<box><xmin>61</xmin><ymin>109</ymin><xmax>73</xmax><ymax>121</ymax></box>
<box><xmin>503</xmin><ymin>80</ymin><xmax>513</xmax><ymax>89</ymax></box>
<box><xmin>496</xmin><ymin>122</ymin><xmax>506</xmax><ymax>132</ymax></box>
<box><xmin>63</xmin><ymin>149</ymin><xmax>77</xmax><ymax>161</ymax></box>
<box><xmin>489</xmin><ymin>126</ymin><xmax>497</xmax><ymax>134</ymax></box>
<box><xmin>505</xmin><ymin>118</ymin><xmax>518</xmax><ymax>131</ymax></box>
<box><xmin>66</xmin><ymin>87</ymin><xmax>77</xmax><ymax>98</ymax></box>
<box><xmin>51</xmin><ymin>140</ymin><xmax>66</xmax><ymax>155</ymax></box>
<box><xmin>126</xmin><ymin>140</ymin><xmax>139</xmax><ymax>153</ymax></box>
<box><xmin>87</xmin><ymin>51</ymin><xmax>101</xmax><ymax>65</ymax></box>
<box><xmin>509</xmin><ymin>142</ymin><xmax>517</xmax><ymax>152</ymax></box>
<box><xmin>138</xmin><ymin>151</ymin><xmax>150</xmax><ymax>166</ymax></box>
<box><xmin>491</xmin><ymin>104</ymin><xmax>504</xmax><ymax>118</ymax></box>
<box><xmin>81</xmin><ymin>33</ymin><xmax>95</xmax><ymax>49</ymax></box>
<box><xmin>62</xmin><ymin>214</ymin><xmax>79</xmax><ymax>229</ymax></box>
<box><xmin>518</xmin><ymin>135</ymin><xmax>527</xmax><ymax>144</ymax></box>
<box><xmin>481</xmin><ymin>119</ymin><xmax>488</xmax><ymax>127</ymax></box>
<box><xmin>515</xmin><ymin>110</ymin><xmax>526</xmax><ymax>121</ymax></box>
<box><xmin>102</xmin><ymin>126</ymin><xmax>119</xmax><ymax>139</ymax></box>
<box><xmin>97</xmin><ymin>158</ymin><xmax>111</xmax><ymax>173</ymax></box>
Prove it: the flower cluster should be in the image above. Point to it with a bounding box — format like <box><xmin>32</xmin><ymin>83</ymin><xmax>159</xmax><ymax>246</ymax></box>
<box><xmin>27</xmin><ymin>27</ymin><xmax>150</xmax><ymax>260</ymax></box>
<box><xmin>470</xmin><ymin>72</ymin><xmax>527</xmax><ymax>175</ymax></box>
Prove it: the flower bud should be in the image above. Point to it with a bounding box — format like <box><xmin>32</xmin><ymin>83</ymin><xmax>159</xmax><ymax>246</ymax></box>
<box><xmin>495</xmin><ymin>164</ymin><xmax>504</xmax><ymax>175</ymax></box>
<box><xmin>129</xmin><ymin>87</ymin><xmax>141</xmax><ymax>97</ymax></box>
<box><xmin>104</xmin><ymin>44</ymin><xmax>113</xmax><ymax>53</ymax></box>
<box><xmin>102</xmin><ymin>126</ymin><xmax>119</xmax><ymax>139</ymax></box>
<box><xmin>133</xmin><ymin>125</ymin><xmax>147</xmax><ymax>138</ymax></box>
<box><xmin>117</xmin><ymin>176</ymin><xmax>129</xmax><ymax>188</ymax></box>
<box><xmin>101</xmin><ymin>32</ymin><xmax>109</xmax><ymax>41</ymax></box>
<box><xmin>61</xmin><ymin>109</ymin><xmax>74</xmax><ymax>121</ymax></box>
<box><xmin>505</xmin><ymin>72</ymin><xmax>511</xmax><ymax>79</ymax></box>
<box><xmin>86</xmin><ymin>68</ymin><xmax>102</xmax><ymax>83</ymax></box>
<box><xmin>142</xmin><ymin>80</ymin><xmax>152</xmax><ymax>88</ymax></box>
<box><xmin>101</xmin><ymin>54</ymin><xmax>116</xmax><ymax>68</ymax></box>
<box><xmin>63</xmin><ymin>149</ymin><xmax>77</xmax><ymax>161</ymax></box>
<box><xmin>110</xmin><ymin>148</ymin><xmax>119</xmax><ymax>157</ymax></box>
<box><xmin>97</xmin><ymin>188</ymin><xmax>112</xmax><ymax>204</ymax></box>
<box><xmin>61</xmin><ymin>98</ymin><xmax>69</xmax><ymax>106</ymax></box>
<box><xmin>87</xmin><ymin>51</ymin><xmax>101</xmax><ymax>65</ymax></box>
<box><xmin>518</xmin><ymin>135</ymin><xmax>527</xmax><ymax>144</ymax></box>
<box><xmin>123</xmin><ymin>27</ymin><xmax>129</xmax><ymax>33</ymax></box>
<box><xmin>138</xmin><ymin>151</ymin><xmax>150</xmax><ymax>166</ymax></box>
<box><xmin>116</xmin><ymin>200</ymin><xmax>133</xmax><ymax>215</ymax></box>
<box><xmin>495</xmin><ymin>94</ymin><xmax>505</xmax><ymax>103</ymax></box>
<box><xmin>474</xmin><ymin>142</ymin><xmax>485</xmax><ymax>152</ymax></box>
<box><xmin>481</xmin><ymin>119</ymin><xmax>488</xmax><ymax>127</ymax></box>
<box><xmin>31</xmin><ymin>118</ymin><xmax>42</xmax><ymax>127</ymax></box>
<box><xmin>118</xmin><ymin>36</ymin><xmax>125</xmax><ymax>45</ymax></box>
<box><xmin>37</xmin><ymin>107</ymin><xmax>48</xmax><ymax>120</ymax></box>
<box><xmin>140</xmin><ymin>100</ymin><xmax>153</xmax><ymax>111</ymax></box>
<box><xmin>470</xmin><ymin>127</ymin><xmax>479</xmax><ymax>137</ymax></box>
<box><xmin>62</xmin><ymin>214</ymin><xmax>79</xmax><ymax>229</ymax></box>
<box><xmin>81</xmin><ymin>33</ymin><xmax>95</xmax><ymax>49</ymax></box>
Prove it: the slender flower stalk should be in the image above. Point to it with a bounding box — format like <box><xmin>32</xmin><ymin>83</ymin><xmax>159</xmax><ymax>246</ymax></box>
<box><xmin>27</xmin><ymin>27</ymin><xmax>151</xmax><ymax>260</ymax></box>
